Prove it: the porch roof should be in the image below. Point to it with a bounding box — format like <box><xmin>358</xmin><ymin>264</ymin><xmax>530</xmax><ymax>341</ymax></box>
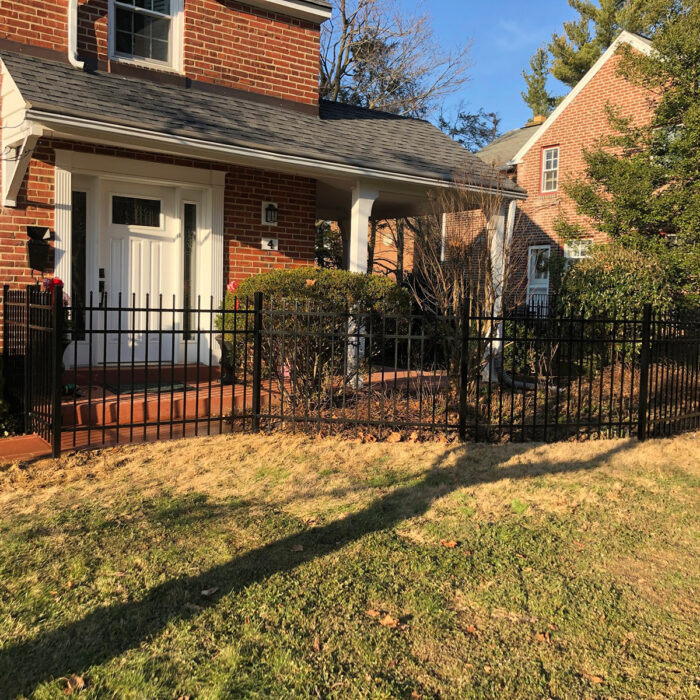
<box><xmin>1</xmin><ymin>50</ymin><xmax>525</xmax><ymax>199</ymax></box>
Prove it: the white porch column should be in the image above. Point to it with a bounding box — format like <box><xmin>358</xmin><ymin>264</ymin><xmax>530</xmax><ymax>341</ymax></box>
<box><xmin>349</xmin><ymin>182</ymin><xmax>378</xmax><ymax>273</ymax></box>
<box><xmin>488</xmin><ymin>199</ymin><xmax>517</xmax><ymax>316</ymax></box>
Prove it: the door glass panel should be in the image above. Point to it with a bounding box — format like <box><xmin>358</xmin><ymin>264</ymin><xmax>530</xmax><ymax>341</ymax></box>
<box><xmin>71</xmin><ymin>191</ymin><xmax>87</xmax><ymax>340</ymax></box>
<box><xmin>112</xmin><ymin>195</ymin><xmax>161</xmax><ymax>227</ymax></box>
<box><xmin>183</xmin><ymin>203</ymin><xmax>196</xmax><ymax>340</ymax></box>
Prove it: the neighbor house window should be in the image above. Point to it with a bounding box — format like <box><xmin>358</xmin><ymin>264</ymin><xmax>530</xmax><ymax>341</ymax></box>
<box><xmin>541</xmin><ymin>147</ymin><xmax>559</xmax><ymax>193</ymax></box>
<box><xmin>564</xmin><ymin>239</ymin><xmax>592</xmax><ymax>268</ymax></box>
<box><xmin>111</xmin><ymin>0</ymin><xmax>181</xmax><ymax>67</ymax></box>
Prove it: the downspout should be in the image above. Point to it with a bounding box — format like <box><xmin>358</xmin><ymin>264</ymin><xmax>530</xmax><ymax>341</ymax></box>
<box><xmin>67</xmin><ymin>0</ymin><xmax>85</xmax><ymax>70</ymax></box>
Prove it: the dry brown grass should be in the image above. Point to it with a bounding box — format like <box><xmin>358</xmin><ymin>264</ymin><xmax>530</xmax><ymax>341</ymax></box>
<box><xmin>2</xmin><ymin>431</ymin><xmax>698</xmax><ymax>526</ymax></box>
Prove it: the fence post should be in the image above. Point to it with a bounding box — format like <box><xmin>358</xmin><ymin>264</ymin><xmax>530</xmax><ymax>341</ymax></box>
<box><xmin>637</xmin><ymin>303</ymin><xmax>652</xmax><ymax>442</ymax></box>
<box><xmin>50</xmin><ymin>284</ymin><xmax>64</xmax><ymax>457</ymax></box>
<box><xmin>2</xmin><ymin>285</ymin><xmax>7</xmax><ymax>405</ymax></box>
<box><xmin>458</xmin><ymin>293</ymin><xmax>471</xmax><ymax>442</ymax></box>
<box><xmin>251</xmin><ymin>291</ymin><xmax>263</xmax><ymax>433</ymax></box>
<box><xmin>23</xmin><ymin>285</ymin><xmax>31</xmax><ymax>434</ymax></box>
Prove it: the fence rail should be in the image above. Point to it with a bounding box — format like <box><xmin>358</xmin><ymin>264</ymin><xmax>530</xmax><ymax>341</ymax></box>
<box><xmin>3</xmin><ymin>284</ymin><xmax>699</xmax><ymax>456</ymax></box>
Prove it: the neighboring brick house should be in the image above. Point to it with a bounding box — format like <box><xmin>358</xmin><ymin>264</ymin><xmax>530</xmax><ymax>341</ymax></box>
<box><xmin>0</xmin><ymin>0</ymin><xmax>523</xmax><ymax>363</ymax></box>
<box><xmin>479</xmin><ymin>31</ymin><xmax>655</xmax><ymax>307</ymax></box>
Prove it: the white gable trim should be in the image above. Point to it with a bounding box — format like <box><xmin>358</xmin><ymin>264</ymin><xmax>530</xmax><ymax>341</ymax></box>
<box><xmin>243</xmin><ymin>0</ymin><xmax>332</xmax><ymax>23</ymax></box>
<box><xmin>510</xmin><ymin>31</ymin><xmax>653</xmax><ymax>166</ymax></box>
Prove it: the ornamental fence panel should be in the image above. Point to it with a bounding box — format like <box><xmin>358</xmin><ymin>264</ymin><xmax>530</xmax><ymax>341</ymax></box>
<box><xmin>2</xmin><ymin>284</ymin><xmax>699</xmax><ymax>457</ymax></box>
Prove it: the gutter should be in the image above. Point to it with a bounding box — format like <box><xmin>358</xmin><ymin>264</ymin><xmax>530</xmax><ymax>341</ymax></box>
<box><xmin>27</xmin><ymin>108</ymin><xmax>529</xmax><ymax>200</ymax></box>
<box><xmin>67</xmin><ymin>0</ymin><xmax>85</xmax><ymax>70</ymax></box>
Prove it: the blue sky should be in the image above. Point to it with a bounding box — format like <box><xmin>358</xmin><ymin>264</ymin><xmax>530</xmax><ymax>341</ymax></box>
<box><xmin>396</xmin><ymin>0</ymin><xmax>577</xmax><ymax>132</ymax></box>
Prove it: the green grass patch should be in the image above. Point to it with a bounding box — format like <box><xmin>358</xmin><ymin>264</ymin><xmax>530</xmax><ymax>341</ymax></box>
<box><xmin>0</xmin><ymin>434</ymin><xmax>698</xmax><ymax>699</ymax></box>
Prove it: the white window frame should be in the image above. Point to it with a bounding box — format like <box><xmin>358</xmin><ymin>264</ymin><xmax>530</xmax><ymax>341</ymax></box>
<box><xmin>541</xmin><ymin>146</ymin><xmax>559</xmax><ymax>193</ymax></box>
<box><xmin>563</xmin><ymin>239</ymin><xmax>593</xmax><ymax>269</ymax></box>
<box><xmin>108</xmin><ymin>0</ymin><xmax>184</xmax><ymax>73</ymax></box>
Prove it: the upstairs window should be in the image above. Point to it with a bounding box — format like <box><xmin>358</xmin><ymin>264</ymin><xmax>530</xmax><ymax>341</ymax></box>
<box><xmin>111</xmin><ymin>0</ymin><xmax>182</xmax><ymax>69</ymax></box>
<box><xmin>541</xmin><ymin>146</ymin><xmax>559</xmax><ymax>193</ymax></box>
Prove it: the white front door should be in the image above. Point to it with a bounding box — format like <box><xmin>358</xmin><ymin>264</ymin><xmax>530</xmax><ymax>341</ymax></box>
<box><xmin>100</xmin><ymin>181</ymin><xmax>179</xmax><ymax>363</ymax></box>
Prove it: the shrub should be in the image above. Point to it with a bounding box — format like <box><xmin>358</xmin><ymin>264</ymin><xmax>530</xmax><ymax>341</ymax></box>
<box><xmin>559</xmin><ymin>244</ymin><xmax>674</xmax><ymax>318</ymax></box>
<box><xmin>214</xmin><ymin>269</ymin><xmax>411</xmax><ymax>409</ymax></box>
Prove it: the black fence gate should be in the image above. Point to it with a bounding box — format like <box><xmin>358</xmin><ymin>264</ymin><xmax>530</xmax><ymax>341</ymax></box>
<box><xmin>2</xmin><ymin>283</ymin><xmax>699</xmax><ymax>457</ymax></box>
<box><xmin>3</xmin><ymin>285</ymin><xmax>63</xmax><ymax>454</ymax></box>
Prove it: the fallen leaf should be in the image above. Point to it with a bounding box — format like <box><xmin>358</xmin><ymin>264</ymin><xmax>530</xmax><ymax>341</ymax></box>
<box><xmin>366</xmin><ymin>609</ymin><xmax>381</xmax><ymax>618</ymax></box>
<box><xmin>410</xmin><ymin>692</ymin><xmax>422</xmax><ymax>699</ymax></box>
<box><xmin>386</xmin><ymin>432</ymin><xmax>402</xmax><ymax>443</ymax></box>
<box><xmin>50</xmin><ymin>590</ymin><xmax>59</xmax><ymax>596</ymax></box>
<box><xmin>534</xmin><ymin>632</ymin><xmax>550</xmax><ymax>643</ymax></box>
<box><xmin>388</xmin><ymin>658</ymin><xmax>398</xmax><ymax>668</ymax></box>
<box><xmin>408</xmin><ymin>431</ymin><xmax>419</xmax><ymax>442</ymax></box>
<box><xmin>305</xmin><ymin>279</ymin><xmax>317</xmax><ymax>287</ymax></box>
<box><xmin>313</xmin><ymin>634</ymin><xmax>321</xmax><ymax>652</ymax></box>
<box><xmin>440</xmin><ymin>539</ymin><xmax>458</xmax><ymax>549</ymax></box>
<box><xmin>63</xmin><ymin>674</ymin><xmax>85</xmax><ymax>695</ymax></box>
<box><xmin>466</xmin><ymin>624</ymin><xmax>478</xmax><ymax>636</ymax></box>
<box><xmin>291</xmin><ymin>544</ymin><xmax>304</xmax><ymax>553</ymax></box>
<box><xmin>201</xmin><ymin>587</ymin><xmax>219</xmax><ymax>598</ymax></box>
<box><xmin>483</xmin><ymin>665</ymin><xmax>492</xmax><ymax>674</ymax></box>
<box><xmin>379</xmin><ymin>614</ymin><xmax>400</xmax><ymax>629</ymax></box>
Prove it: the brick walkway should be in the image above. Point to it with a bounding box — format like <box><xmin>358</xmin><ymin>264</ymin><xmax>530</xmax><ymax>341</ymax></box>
<box><xmin>0</xmin><ymin>434</ymin><xmax>52</xmax><ymax>462</ymax></box>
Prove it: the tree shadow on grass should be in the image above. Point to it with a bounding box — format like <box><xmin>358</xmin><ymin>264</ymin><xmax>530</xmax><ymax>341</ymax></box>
<box><xmin>0</xmin><ymin>440</ymin><xmax>637</xmax><ymax>697</ymax></box>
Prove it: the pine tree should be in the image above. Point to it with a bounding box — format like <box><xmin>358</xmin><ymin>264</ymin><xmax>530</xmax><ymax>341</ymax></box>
<box><xmin>521</xmin><ymin>48</ymin><xmax>558</xmax><ymax>118</ymax></box>
<box><xmin>549</xmin><ymin>0</ymin><xmax>678</xmax><ymax>89</ymax></box>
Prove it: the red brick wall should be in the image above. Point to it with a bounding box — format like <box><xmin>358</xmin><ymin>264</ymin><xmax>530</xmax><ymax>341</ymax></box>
<box><xmin>0</xmin><ymin>0</ymin><xmax>320</xmax><ymax>105</ymax></box>
<box><xmin>511</xmin><ymin>49</ymin><xmax>656</xmax><ymax>297</ymax></box>
<box><xmin>225</xmin><ymin>169</ymin><xmax>316</xmax><ymax>286</ymax></box>
<box><xmin>0</xmin><ymin>137</ymin><xmax>317</xmax><ymax>296</ymax></box>
<box><xmin>186</xmin><ymin>1</ymin><xmax>320</xmax><ymax>105</ymax></box>
<box><xmin>516</xmin><ymin>50</ymin><xmax>655</xmax><ymax>252</ymax></box>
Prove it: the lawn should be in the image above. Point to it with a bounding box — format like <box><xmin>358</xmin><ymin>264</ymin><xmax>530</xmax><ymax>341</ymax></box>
<box><xmin>0</xmin><ymin>434</ymin><xmax>698</xmax><ymax>699</ymax></box>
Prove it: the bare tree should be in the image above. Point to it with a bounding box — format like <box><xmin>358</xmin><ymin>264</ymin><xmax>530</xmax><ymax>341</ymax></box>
<box><xmin>320</xmin><ymin>0</ymin><xmax>471</xmax><ymax>118</ymax></box>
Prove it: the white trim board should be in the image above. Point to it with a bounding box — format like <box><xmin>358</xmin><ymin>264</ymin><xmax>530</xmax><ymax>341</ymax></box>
<box><xmin>510</xmin><ymin>31</ymin><xmax>653</xmax><ymax>166</ymax></box>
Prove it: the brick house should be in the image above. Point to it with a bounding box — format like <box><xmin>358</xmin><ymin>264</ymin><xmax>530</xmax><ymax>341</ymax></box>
<box><xmin>0</xmin><ymin>0</ymin><xmax>523</xmax><ymax>364</ymax></box>
<box><xmin>479</xmin><ymin>31</ymin><xmax>655</xmax><ymax>307</ymax></box>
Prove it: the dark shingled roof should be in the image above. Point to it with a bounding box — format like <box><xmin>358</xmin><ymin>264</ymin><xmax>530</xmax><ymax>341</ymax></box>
<box><xmin>1</xmin><ymin>50</ymin><xmax>524</xmax><ymax>196</ymax></box>
<box><xmin>478</xmin><ymin>124</ymin><xmax>542</xmax><ymax>169</ymax></box>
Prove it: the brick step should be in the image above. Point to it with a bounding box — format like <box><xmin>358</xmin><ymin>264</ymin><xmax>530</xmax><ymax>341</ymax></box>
<box><xmin>61</xmin><ymin>384</ymin><xmax>255</xmax><ymax>428</ymax></box>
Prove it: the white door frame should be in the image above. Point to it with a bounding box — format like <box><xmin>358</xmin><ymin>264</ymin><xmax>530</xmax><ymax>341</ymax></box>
<box><xmin>54</xmin><ymin>151</ymin><xmax>225</xmax><ymax>367</ymax></box>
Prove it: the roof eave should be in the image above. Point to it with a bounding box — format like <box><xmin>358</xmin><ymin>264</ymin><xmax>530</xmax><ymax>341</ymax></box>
<box><xmin>242</xmin><ymin>0</ymin><xmax>332</xmax><ymax>23</ymax></box>
<box><xmin>28</xmin><ymin>109</ymin><xmax>527</xmax><ymax>199</ymax></box>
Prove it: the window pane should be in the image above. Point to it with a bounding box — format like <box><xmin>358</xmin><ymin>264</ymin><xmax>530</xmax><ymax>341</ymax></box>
<box><xmin>115</xmin><ymin>30</ymin><xmax>133</xmax><ymax>54</ymax></box>
<box><xmin>116</xmin><ymin>7</ymin><xmax>132</xmax><ymax>31</ymax></box>
<box><xmin>183</xmin><ymin>203</ymin><xmax>197</xmax><ymax>340</ymax></box>
<box><xmin>71</xmin><ymin>191</ymin><xmax>87</xmax><ymax>340</ymax></box>
<box><xmin>112</xmin><ymin>196</ymin><xmax>161</xmax><ymax>227</ymax></box>
<box><xmin>115</xmin><ymin>6</ymin><xmax>170</xmax><ymax>62</ymax></box>
<box><xmin>151</xmin><ymin>0</ymin><xmax>171</xmax><ymax>13</ymax></box>
<box><xmin>151</xmin><ymin>39</ymin><xmax>168</xmax><ymax>62</ymax></box>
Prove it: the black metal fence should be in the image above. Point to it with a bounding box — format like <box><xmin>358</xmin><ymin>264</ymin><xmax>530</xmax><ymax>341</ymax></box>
<box><xmin>3</xmin><ymin>284</ymin><xmax>699</xmax><ymax>456</ymax></box>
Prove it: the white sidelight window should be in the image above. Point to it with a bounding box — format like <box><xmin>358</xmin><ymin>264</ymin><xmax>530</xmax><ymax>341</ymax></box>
<box><xmin>527</xmin><ymin>245</ymin><xmax>551</xmax><ymax>310</ymax></box>
<box><xmin>541</xmin><ymin>146</ymin><xmax>560</xmax><ymax>193</ymax></box>
<box><xmin>110</xmin><ymin>0</ymin><xmax>183</xmax><ymax>70</ymax></box>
